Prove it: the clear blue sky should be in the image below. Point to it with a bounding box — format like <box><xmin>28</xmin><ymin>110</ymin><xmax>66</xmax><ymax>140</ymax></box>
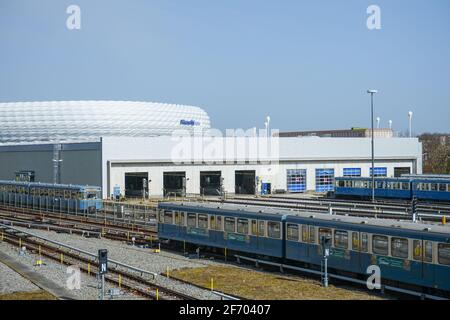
<box><xmin>1</xmin><ymin>0</ymin><xmax>449</xmax><ymax>134</ymax></box>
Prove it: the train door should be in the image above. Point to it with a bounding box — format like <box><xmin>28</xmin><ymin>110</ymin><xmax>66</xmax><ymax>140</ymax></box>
<box><xmin>413</xmin><ymin>239</ymin><xmax>435</xmax><ymax>286</ymax></box>
<box><xmin>350</xmin><ymin>231</ymin><xmax>362</xmax><ymax>272</ymax></box>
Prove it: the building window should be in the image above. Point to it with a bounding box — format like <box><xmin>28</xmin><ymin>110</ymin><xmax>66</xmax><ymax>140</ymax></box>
<box><xmin>394</xmin><ymin>167</ymin><xmax>411</xmax><ymax>177</ymax></box>
<box><xmin>370</xmin><ymin>167</ymin><xmax>387</xmax><ymax>177</ymax></box>
<box><xmin>286</xmin><ymin>169</ymin><xmax>306</xmax><ymax>193</ymax></box>
<box><xmin>343</xmin><ymin>168</ymin><xmax>361</xmax><ymax>177</ymax></box>
<box><xmin>315</xmin><ymin>169</ymin><xmax>335</xmax><ymax>192</ymax></box>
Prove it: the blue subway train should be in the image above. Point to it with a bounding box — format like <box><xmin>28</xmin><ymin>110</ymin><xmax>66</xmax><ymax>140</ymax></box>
<box><xmin>0</xmin><ymin>180</ymin><xmax>102</xmax><ymax>213</ymax></box>
<box><xmin>334</xmin><ymin>177</ymin><xmax>450</xmax><ymax>202</ymax></box>
<box><xmin>158</xmin><ymin>202</ymin><xmax>450</xmax><ymax>295</ymax></box>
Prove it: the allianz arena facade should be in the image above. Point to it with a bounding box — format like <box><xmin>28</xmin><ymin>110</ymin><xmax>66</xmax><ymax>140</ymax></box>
<box><xmin>0</xmin><ymin>101</ymin><xmax>211</xmax><ymax>144</ymax></box>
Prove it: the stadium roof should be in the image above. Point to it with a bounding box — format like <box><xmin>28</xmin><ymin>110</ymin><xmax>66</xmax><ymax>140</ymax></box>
<box><xmin>0</xmin><ymin>101</ymin><xmax>210</xmax><ymax>144</ymax></box>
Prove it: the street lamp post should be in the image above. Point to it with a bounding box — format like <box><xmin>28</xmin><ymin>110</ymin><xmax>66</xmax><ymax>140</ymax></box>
<box><xmin>408</xmin><ymin>111</ymin><xmax>413</xmax><ymax>138</ymax></box>
<box><xmin>367</xmin><ymin>90</ymin><xmax>378</xmax><ymax>203</ymax></box>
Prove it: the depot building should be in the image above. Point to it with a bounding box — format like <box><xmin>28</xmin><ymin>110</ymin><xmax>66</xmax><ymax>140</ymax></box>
<box><xmin>0</xmin><ymin>101</ymin><xmax>423</xmax><ymax>198</ymax></box>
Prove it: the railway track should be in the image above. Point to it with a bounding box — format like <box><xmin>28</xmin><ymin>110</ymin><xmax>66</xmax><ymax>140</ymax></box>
<box><xmin>208</xmin><ymin>196</ymin><xmax>449</xmax><ymax>222</ymax></box>
<box><xmin>0</xmin><ymin>207</ymin><xmax>157</xmax><ymax>245</ymax></box>
<box><xmin>0</xmin><ymin>224</ymin><xmax>196</xmax><ymax>300</ymax></box>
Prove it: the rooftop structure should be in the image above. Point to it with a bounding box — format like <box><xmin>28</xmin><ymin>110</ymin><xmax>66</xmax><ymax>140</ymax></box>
<box><xmin>276</xmin><ymin>128</ymin><xmax>394</xmax><ymax>138</ymax></box>
<box><xmin>0</xmin><ymin>101</ymin><xmax>211</xmax><ymax>144</ymax></box>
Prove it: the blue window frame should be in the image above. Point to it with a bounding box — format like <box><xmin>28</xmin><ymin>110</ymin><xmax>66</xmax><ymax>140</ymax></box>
<box><xmin>343</xmin><ymin>168</ymin><xmax>361</xmax><ymax>177</ymax></box>
<box><xmin>287</xmin><ymin>169</ymin><xmax>306</xmax><ymax>193</ymax></box>
<box><xmin>315</xmin><ymin>169</ymin><xmax>335</xmax><ymax>192</ymax></box>
<box><xmin>370</xmin><ymin>167</ymin><xmax>387</xmax><ymax>177</ymax></box>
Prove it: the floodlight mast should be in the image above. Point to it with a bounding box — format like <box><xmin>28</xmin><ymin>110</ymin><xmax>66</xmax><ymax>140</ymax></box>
<box><xmin>367</xmin><ymin>90</ymin><xmax>378</xmax><ymax>203</ymax></box>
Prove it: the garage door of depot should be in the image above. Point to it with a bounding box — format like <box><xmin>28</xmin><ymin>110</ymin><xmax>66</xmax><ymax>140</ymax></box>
<box><xmin>163</xmin><ymin>171</ymin><xmax>186</xmax><ymax>197</ymax></box>
<box><xmin>200</xmin><ymin>171</ymin><xmax>222</xmax><ymax>196</ymax></box>
<box><xmin>235</xmin><ymin>170</ymin><xmax>256</xmax><ymax>195</ymax></box>
<box><xmin>125</xmin><ymin>172</ymin><xmax>148</xmax><ymax>198</ymax></box>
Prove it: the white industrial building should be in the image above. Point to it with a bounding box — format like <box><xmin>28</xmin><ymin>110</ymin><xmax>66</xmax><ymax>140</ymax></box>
<box><xmin>0</xmin><ymin>101</ymin><xmax>423</xmax><ymax>198</ymax></box>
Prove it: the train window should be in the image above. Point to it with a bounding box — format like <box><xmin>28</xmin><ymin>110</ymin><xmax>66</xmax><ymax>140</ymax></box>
<box><xmin>337</xmin><ymin>180</ymin><xmax>345</xmax><ymax>187</ymax></box>
<box><xmin>225</xmin><ymin>217</ymin><xmax>236</xmax><ymax>233</ymax></box>
<box><xmin>258</xmin><ymin>221</ymin><xmax>266</xmax><ymax>237</ymax></box>
<box><xmin>237</xmin><ymin>219</ymin><xmax>249</xmax><ymax>234</ymax></box>
<box><xmin>287</xmin><ymin>224</ymin><xmax>299</xmax><ymax>241</ymax></box>
<box><xmin>175</xmin><ymin>212</ymin><xmax>184</xmax><ymax>226</ymax></box>
<box><xmin>301</xmin><ymin>225</ymin><xmax>308</xmax><ymax>242</ymax></box>
<box><xmin>448</xmin><ymin>184</ymin><xmax>450</xmax><ymax>192</ymax></box>
<box><xmin>352</xmin><ymin>232</ymin><xmax>359</xmax><ymax>251</ymax></box>
<box><xmin>210</xmin><ymin>215</ymin><xmax>216</xmax><ymax>229</ymax></box>
<box><xmin>386</xmin><ymin>182</ymin><xmax>392</xmax><ymax>189</ymax></box>
<box><xmin>251</xmin><ymin>220</ymin><xmax>258</xmax><ymax>235</ymax></box>
<box><xmin>267</xmin><ymin>222</ymin><xmax>281</xmax><ymax>239</ymax></box>
<box><xmin>402</xmin><ymin>183</ymin><xmax>410</xmax><ymax>190</ymax></box>
<box><xmin>198</xmin><ymin>214</ymin><xmax>208</xmax><ymax>229</ymax></box>
<box><xmin>216</xmin><ymin>216</ymin><xmax>223</xmax><ymax>231</ymax></box>
<box><xmin>158</xmin><ymin>210</ymin><xmax>164</xmax><ymax>223</ymax></box>
<box><xmin>422</xmin><ymin>183</ymin><xmax>430</xmax><ymax>191</ymax></box>
<box><xmin>424</xmin><ymin>241</ymin><xmax>433</xmax><ymax>262</ymax></box>
<box><xmin>376</xmin><ymin>181</ymin><xmax>384</xmax><ymax>189</ymax></box>
<box><xmin>392</xmin><ymin>183</ymin><xmax>400</xmax><ymax>190</ymax></box>
<box><xmin>355</xmin><ymin>181</ymin><xmax>362</xmax><ymax>188</ymax></box>
<box><xmin>391</xmin><ymin>238</ymin><xmax>408</xmax><ymax>258</ymax></box>
<box><xmin>431</xmin><ymin>183</ymin><xmax>438</xmax><ymax>191</ymax></box>
<box><xmin>164</xmin><ymin>211</ymin><xmax>174</xmax><ymax>224</ymax></box>
<box><xmin>439</xmin><ymin>184</ymin><xmax>447</xmax><ymax>192</ymax></box>
<box><xmin>309</xmin><ymin>226</ymin><xmax>316</xmax><ymax>244</ymax></box>
<box><xmin>413</xmin><ymin>240</ymin><xmax>432</xmax><ymax>262</ymax></box>
<box><xmin>438</xmin><ymin>244</ymin><xmax>450</xmax><ymax>266</ymax></box>
<box><xmin>187</xmin><ymin>213</ymin><xmax>197</xmax><ymax>227</ymax></box>
<box><xmin>334</xmin><ymin>230</ymin><xmax>349</xmax><ymax>249</ymax></box>
<box><xmin>372</xmin><ymin>235</ymin><xmax>389</xmax><ymax>255</ymax></box>
<box><xmin>413</xmin><ymin>240</ymin><xmax>422</xmax><ymax>261</ymax></box>
<box><xmin>318</xmin><ymin>228</ymin><xmax>331</xmax><ymax>243</ymax></box>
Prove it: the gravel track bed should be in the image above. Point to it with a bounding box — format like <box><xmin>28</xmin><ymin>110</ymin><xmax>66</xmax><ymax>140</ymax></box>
<box><xmin>0</xmin><ymin>241</ymin><xmax>142</xmax><ymax>300</ymax></box>
<box><xmin>0</xmin><ymin>260</ymin><xmax>40</xmax><ymax>294</ymax></box>
<box><xmin>8</xmin><ymin>227</ymin><xmax>220</xmax><ymax>300</ymax></box>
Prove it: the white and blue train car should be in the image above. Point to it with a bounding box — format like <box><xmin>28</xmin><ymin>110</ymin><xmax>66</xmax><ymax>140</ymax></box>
<box><xmin>0</xmin><ymin>180</ymin><xmax>102</xmax><ymax>213</ymax></box>
<box><xmin>335</xmin><ymin>176</ymin><xmax>450</xmax><ymax>202</ymax></box>
<box><xmin>412</xmin><ymin>178</ymin><xmax>450</xmax><ymax>202</ymax></box>
<box><xmin>335</xmin><ymin>177</ymin><xmax>413</xmax><ymax>200</ymax></box>
<box><xmin>285</xmin><ymin>213</ymin><xmax>450</xmax><ymax>293</ymax></box>
<box><xmin>158</xmin><ymin>202</ymin><xmax>450</xmax><ymax>296</ymax></box>
<box><xmin>158</xmin><ymin>202</ymin><xmax>285</xmax><ymax>258</ymax></box>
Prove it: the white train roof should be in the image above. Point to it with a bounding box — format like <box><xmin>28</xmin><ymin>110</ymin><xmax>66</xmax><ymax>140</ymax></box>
<box><xmin>161</xmin><ymin>201</ymin><xmax>450</xmax><ymax>235</ymax></box>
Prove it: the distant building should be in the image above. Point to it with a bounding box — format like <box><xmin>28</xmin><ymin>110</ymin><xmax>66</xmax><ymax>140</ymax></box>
<box><xmin>0</xmin><ymin>102</ymin><xmax>421</xmax><ymax>197</ymax></box>
<box><xmin>276</xmin><ymin>128</ymin><xmax>394</xmax><ymax>138</ymax></box>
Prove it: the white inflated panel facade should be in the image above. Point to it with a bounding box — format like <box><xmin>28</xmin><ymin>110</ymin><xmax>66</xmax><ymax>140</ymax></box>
<box><xmin>0</xmin><ymin>101</ymin><xmax>210</xmax><ymax>144</ymax></box>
